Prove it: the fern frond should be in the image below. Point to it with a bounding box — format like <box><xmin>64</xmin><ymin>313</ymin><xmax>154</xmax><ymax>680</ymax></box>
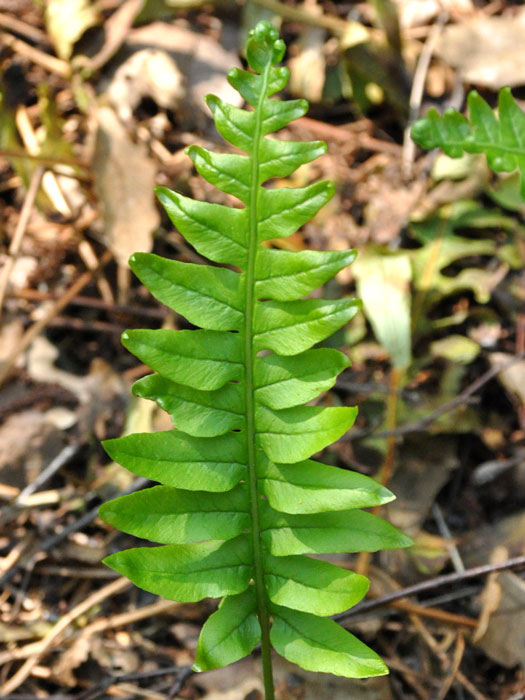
<box><xmin>412</xmin><ymin>87</ymin><xmax>525</xmax><ymax>196</ymax></box>
<box><xmin>99</xmin><ymin>21</ymin><xmax>411</xmax><ymax>692</ymax></box>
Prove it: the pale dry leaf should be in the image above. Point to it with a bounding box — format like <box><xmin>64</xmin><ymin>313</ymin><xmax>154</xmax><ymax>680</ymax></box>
<box><xmin>90</xmin><ymin>635</ymin><xmax>140</xmax><ymax>673</ymax></box>
<box><xmin>0</xmin><ymin>318</ymin><xmax>24</xmax><ymax>363</ymax></box>
<box><xmin>45</xmin><ymin>0</ymin><xmax>99</xmax><ymax>60</ymax></box>
<box><xmin>387</xmin><ymin>436</ymin><xmax>459</xmax><ymax>533</ymax></box>
<box><xmin>490</xmin><ymin>353</ymin><xmax>525</xmax><ymax>410</ymax></box>
<box><xmin>476</xmin><ymin>572</ymin><xmax>525</xmax><ymax>667</ymax></box>
<box><xmin>460</xmin><ymin>510</ymin><xmax>525</xmax><ymax>568</ymax></box>
<box><xmin>274</xmin><ymin>658</ymin><xmax>393</xmax><ymax>700</ymax></box>
<box><xmin>393</xmin><ymin>0</ymin><xmax>473</xmax><ymax>28</ymax></box>
<box><xmin>53</xmin><ymin>636</ymin><xmax>91</xmax><ymax>687</ymax></box>
<box><xmin>93</xmin><ymin>106</ymin><xmax>158</xmax><ymax>267</ymax></box>
<box><xmin>9</xmin><ymin>256</ymin><xmax>38</xmax><ymax>291</ymax></box>
<box><xmin>0</xmin><ymin>411</ymin><xmax>59</xmax><ymax>488</ymax></box>
<box><xmin>106</xmin><ymin>48</ymin><xmax>186</xmax><ymax>123</ymax></box>
<box><xmin>473</xmin><ymin>545</ymin><xmax>508</xmax><ymax>643</ymax></box>
<box><xmin>0</xmin><ymin>620</ymin><xmax>51</xmax><ymax>644</ymax></box>
<box><xmin>127</xmin><ymin>22</ymin><xmax>243</xmax><ymax>114</ymax></box>
<box><xmin>430</xmin><ymin>335</ymin><xmax>481</xmax><ymax>365</ymax></box>
<box><xmin>201</xmin><ymin>678</ymin><xmax>263</xmax><ymax>700</ymax></box>
<box><xmin>27</xmin><ymin>336</ymin><xmax>89</xmax><ymax>403</ymax></box>
<box><xmin>353</xmin><ymin>252</ymin><xmax>412</xmax><ymax>369</ymax></box>
<box><xmin>44</xmin><ymin>407</ymin><xmax>78</xmax><ymax>430</ymax></box>
<box><xmin>171</xmin><ymin>622</ymin><xmax>200</xmax><ymax>652</ymax></box>
<box><xmin>288</xmin><ymin>3</ymin><xmax>326</xmax><ymax>104</ymax></box>
<box><xmin>363</xmin><ymin>179</ymin><xmax>425</xmax><ymax>244</ymax></box>
<box><xmin>436</xmin><ymin>10</ymin><xmax>525</xmax><ymax>89</ymax></box>
<box><xmin>198</xmin><ymin>641</ymin><xmax>392</xmax><ymax>700</ymax></box>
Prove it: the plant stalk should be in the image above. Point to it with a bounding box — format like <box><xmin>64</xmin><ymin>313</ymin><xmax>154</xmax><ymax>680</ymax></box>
<box><xmin>244</xmin><ymin>61</ymin><xmax>275</xmax><ymax>700</ymax></box>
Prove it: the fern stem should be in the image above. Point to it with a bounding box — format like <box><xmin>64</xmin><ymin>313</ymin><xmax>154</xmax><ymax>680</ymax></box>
<box><xmin>244</xmin><ymin>61</ymin><xmax>275</xmax><ymax>700</ymax></box>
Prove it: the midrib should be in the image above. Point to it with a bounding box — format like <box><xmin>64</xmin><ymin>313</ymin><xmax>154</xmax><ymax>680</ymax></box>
<box><xmin>243</xmin><ymin>61</ymin><xmax>274</xmax><ymax>696</ymax></box>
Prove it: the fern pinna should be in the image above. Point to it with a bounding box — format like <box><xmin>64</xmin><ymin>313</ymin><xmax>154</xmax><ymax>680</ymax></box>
<box><xmin>99</xmin><ymin>22</ymin><xmax>411</xmax><ymax>696</ymax></box>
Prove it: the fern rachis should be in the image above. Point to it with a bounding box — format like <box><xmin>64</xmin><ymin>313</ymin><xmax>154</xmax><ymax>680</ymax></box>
<box><xmin>99</xmin><ymin>21</ymin><xmax>411</xmax><ymax>698</ymax></box>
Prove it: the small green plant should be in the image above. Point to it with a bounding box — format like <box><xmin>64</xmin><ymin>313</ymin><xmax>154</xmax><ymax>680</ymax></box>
<box><xmin>99</xmin><ymin>21</ymin><xmax>411</xmax><ymax>698</ymax></box>
<box><xmin>412</xmin><ymin>87</ymin><xmax>525</xmax><ymax>196</ymax></box>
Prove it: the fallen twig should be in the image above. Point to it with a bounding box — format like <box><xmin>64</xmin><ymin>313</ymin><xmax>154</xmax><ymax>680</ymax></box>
<box><xmin>348</xmin><ymin>352</ymin><xmax>525</xmax><ymax>440</ymax></box>
<box><xmin>74</xmin><ymin>665</ymin><xmax>193</xmax><ymax>700</ymax></box>
<box><xmin>0</xmin><ymin>577</ymin><xmax>132</xmax><ymax>695</ymax></box>
<box><xmin>0</xmin><ymin>250</ymin><xmax>113</xmax><ymax>387</ymax></box>
<box><xmin>402</xmin><ymin>9</ymin><xmax>448</xmax><ymax>178</ymax></box>
<box><xmin>0</xmin><ymin>166</ymin><xmax>44</xmax><ymax>317</ymax></box>
<box><xmin>15</xmin><ymin>444</ymin><xmax>79</xmax><ymax>506</ymax></box>
<box><xmin>0</xmin><ymin>30</ymin><xmax>69</xmax><ymax>76</ymax></box>
<box><xmin>0</xmin><ymin>477</ymin><xmax>148</xmax><ymax>588</ymax></box>
<box><xmin>336</xmin><ymin>554</ymin><xmax>525</xmax><ymax>621</ymax></box>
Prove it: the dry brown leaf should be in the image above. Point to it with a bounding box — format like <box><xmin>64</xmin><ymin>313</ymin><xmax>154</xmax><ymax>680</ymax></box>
<box><xmin>197</xmin><ymin>652</ymin><xmax>392</xmax><ymax>700</ymax></box>
<box><xmin>288</xmin><ymin>2</ymin><xmax>326</xmax><ymax>104</ymax></box>
<box><xmin>394</xmin><ymin>0</ymin><xmax>473</xmax><ymax>28</ymax></box>
<box><xmin>460</xmin><ymin>510</ymin><xmax>525</xmax><ymax>568</ymax></box>
<box><xmin>473</xmin><ymin>545</ymin><xmax>508</xmax><ymax>643</ymax></box>
<box><xmin>106</xmin><ymin>48</ymin><xmax>186</xmax><ymax>123</ymax></box>
<box><xmin>93</xmin><ymin>106</ymin><xmax>158</xmax><ymax>267</ymax></box>
<box><xmin>28</xmin><ymin>336</ymin><xmax>90</xmax><ymax>403</ymax></box>
<box><xmin>0</xmin><ymin>318</ymin><xmax>24</xmax><ymax>364</ymax></box>
<box><xmin>490</xmin><ymin>353</ymin><xmax>525</xmax><ymax>410</ymax></box>
<box><xmin>0</xmin><ymin>411</ymin><xmax>61</xmax><ymax>488</ymax></box>
<box><xmin>127</xmin><ymin>22</ymin><xmax>243</xmax><ymax>115</ymax></box>
<box><xmin>45</xmin><ymin>0</ymin><xmax>99</xmax><ymax>60</ymax></box>
<box><xmin>355</xmin><ymin>156</ymin><xmax>425</xmax><ymax>244</ymax></box>
<box><xmin>436</xmin><ymin>10</ymin><xmax>525</xmax><ymax>89</ymax></box>
<box><xmin>53</xmin><ymin>636</ymin><xmax>91</xmax><ymax>687</ymax></box>
<box><xmin>476</xmin><ymin>572</ymin><xmax>525</xmax><ymax>668</ymax></box>
<box><xmin>90</xmin><ymin>635</ymin><xmax>140</xmax><ymax>673</ymax></box>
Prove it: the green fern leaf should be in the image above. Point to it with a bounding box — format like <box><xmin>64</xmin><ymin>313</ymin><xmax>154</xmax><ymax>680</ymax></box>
<box><xmin>99</xmin><ymin>21</ymin><xmax>411</xmax><ymax>694</ymax></box>
<box><xmin>411</xmin><ymin>87</ymin><xmax>525</xmax><ymax>197</ymax></box>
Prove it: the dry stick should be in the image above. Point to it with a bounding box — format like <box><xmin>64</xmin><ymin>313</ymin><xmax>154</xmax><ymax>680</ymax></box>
<box><xmin>382</xmin><ymin>656</ymin><xmax>430</xmax><ymax>700</ymax></box>
<box><xmin>0</xmin><ymin>477</ymin><xmax>149</xmax><ymax>590</ymax></box>
<box><xmin>436</xmin><ymin>632</ymin><xmax>465</xmax><ymax>700</ymax></box>
<box><xmin>348</xmin><ymin>352</ymin><xmax>525</xmax><ymax>441</ymax></box>
<box><xmin>52</xmin><ymin>600</ymin><xmax>185</xmax><ymax>690</ymax></box>
<box><xmin>30</xmin><ymin>564</ymin><xmax>117</xmax><ymax>579</ymax></box>
<box><xmin>0</xmin><ymin>149</ymin><xmax>91</xmax><ymax>179</ymax></box>
<box><xmin>78</xmin><ymin>598</ymin><xmax>182</xmax><ymax>637</ymax></box>
<box><xmin>79</xmin><ymin>0</ymin><xmax>143</xmax><ymax>75</ymax></box>
<box><xmin>0</xmin><ymin>577</ymin><xmax>132</xmax><ymax>696</ymax></box>
<box><xmin>336</xmin><ymin>554</ymin><xmax>525</xmax><ymax>621</ymax></box>
<box><xmin>74</xmin><ymin>666</ymin><xmax>193</xmax><ymax>700</ymax></box>
<box><xmin>433</xmin><ymin>502</ymin><xmax>465</xmax><ymax>573</ymax></box>
<box><xmin>387</xmin><ymin>600</ymin><xmax>476</xmax><ymax>628</ymax></box>
<box><xmin>253</xmin><ymin>0</ymin><xmax>350</xmax><ymax>36</ymax></box>
<box><xmin>455</xmin><ymin>670</ymin><xmax>491</xmax><ymax>700</ymax></box>
<box><xmin>292</xmin><ymin>116</ymin><xmax>403</xmax><ymax>156</ymax></box>
<box><xmin>14</xmin><ymin>288</ymin><xmax>166</xmax><ymax>319</ymax></box>
<box><xmin>15</xmin><ymin>444</ymin><xmax>79</xmax><ymax>506</ymax></box>
<box><xmin>0</xmin><ymin>31</ymin><xmax>69</xmax><ymax>76</ymax></box>
<box><xmin>0</xmin><ymin>249</ymin><xmax>113</xmax><ymax>387</ymax></box>
<box><xmin>78</xmin><ymin>240</ymin><xmax>115</xmax><ymax>305</ymax></box>
<box><xmin>0</xmin><ymin>12</ymin><xmax>49</xmax><ymax>43</ymax></box>
<box><xmin>16</xmin><ymin>106</ymin><xmax>72</xmax><ymax>217</ymax></box>
<box><xmin>167</xmin><ymin>666</ymin><xmax>195</xmax><ymax>700</ymax></box>
<box><xmin>0</xmin><ymin>166</ymin><xmax>44</xmax><ymax>317</ymax></box>
<box><xmin>402</xmin><ymin>9</ymin><xmax>448</xmax><ymax>179</ymax></box>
